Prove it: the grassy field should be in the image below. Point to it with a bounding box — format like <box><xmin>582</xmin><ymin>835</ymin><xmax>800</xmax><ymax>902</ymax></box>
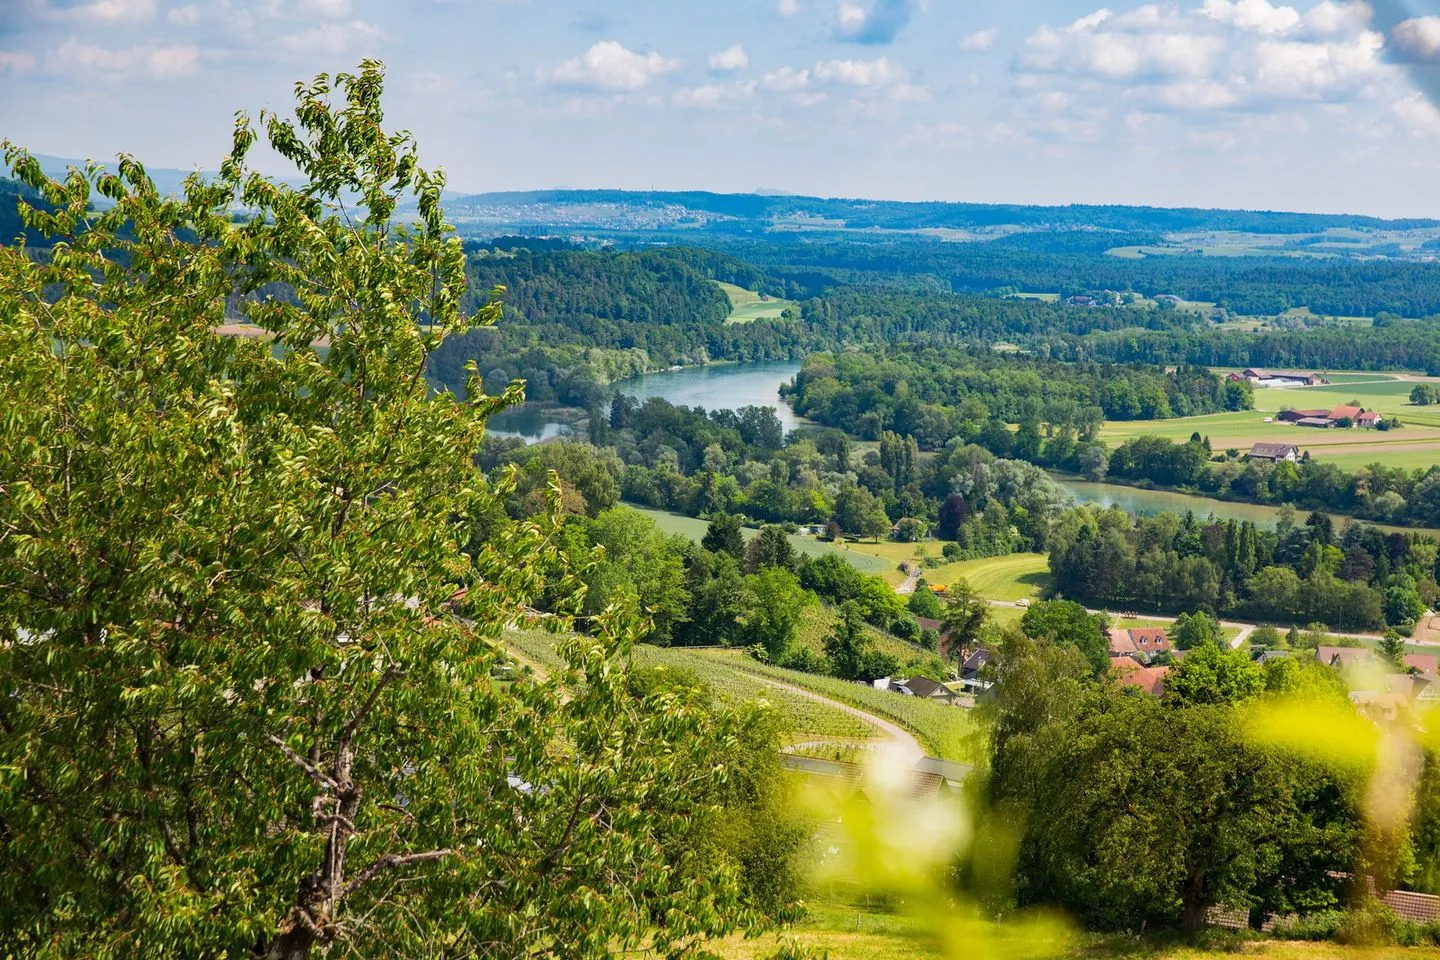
<box><xmin>918</xmin><ymin>554</ymin><xmax>1051</xmax><ymax>602</ymax></box>
<box><xmin>621</xmin><ymin>504</ymin><xmax>894</xmax><ymax>576</ymax></box>
<box><xmin>1096</xmin><ymin>377</ymin><xmax>1440</xmax><ymax>469</ymax></box>
<box><xmin>709</xmin><ymin>900</ymin><xmax>1440</xmax><ymax>959</ymax></box>
<box><xmin>718</xmin><ymin>282</ymin><xmax>796</xmax><ymax>325</ymax></box>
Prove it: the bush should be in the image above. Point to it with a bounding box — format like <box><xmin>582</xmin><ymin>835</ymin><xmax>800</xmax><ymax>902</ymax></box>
<box><xmin>1270</xmin><ymin>909</ymin><xmax>1347</xmax><ymax>941</ymax></box>
<box><xmin>777</xmin><ymin>645</ymin><xmax>829</xmax><ymax>675</ymax></box>
<box><xmin>1336</xmin><ymin>899</ymin><xmax>1401</xmax><ymax>947</ymax></box>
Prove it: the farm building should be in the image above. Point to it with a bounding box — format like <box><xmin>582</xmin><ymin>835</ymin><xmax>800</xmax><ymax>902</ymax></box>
<box><xmin>1238</xmin><ymin>369</ymin><xmax>1328</xmax><ymax>386</ymax></box>
<box><xmin>1249</xmin><ymin>442</ymin><xmax>1300</xmax><ymax>463</ymax></box>
<box><xmin>1276</xmin><ymin>405</ymin><xmax>1379</xmax><ymax>429</ymax></box>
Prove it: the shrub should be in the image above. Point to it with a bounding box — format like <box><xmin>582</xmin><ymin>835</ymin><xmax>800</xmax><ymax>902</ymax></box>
<box><xmin>1336</xmin><ymin>899</ymin><xmax>1401</xmax><ymax>947</ymax></box>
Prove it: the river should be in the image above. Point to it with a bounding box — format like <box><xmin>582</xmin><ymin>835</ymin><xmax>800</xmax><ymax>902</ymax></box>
<box><xmin>488</xmin><ymin>360</ymin><xmax>803</xmax><ymax>441</ymax></box>
<box><xmin>486</xmin><ymin>360</ymin><xmax>1439</xmax><ymax>538</ymax></box>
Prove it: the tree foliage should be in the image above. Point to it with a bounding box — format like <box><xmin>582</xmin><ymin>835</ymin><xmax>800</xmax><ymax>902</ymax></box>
<box><xmin>0</xmin><ymin>64</ymin><xmax>786</xmax><ymax>960</ymax></box>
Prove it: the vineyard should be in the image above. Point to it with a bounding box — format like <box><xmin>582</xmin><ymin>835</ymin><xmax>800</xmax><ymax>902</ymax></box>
<box><xmin>696</xmin><ymin>651</ymin><xmax>979</xmax><ymax>764</ymax></box>
<box><xmin>503</xmin><ymin>630</ymin><xmax>878</xmax><ymax>745</ymax></box>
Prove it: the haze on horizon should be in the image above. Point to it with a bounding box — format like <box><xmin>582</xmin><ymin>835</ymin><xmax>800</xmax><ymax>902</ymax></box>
<box><xmin>3</xmin><ymin>0</ymin><xmax>1440</xmax><ymax>218</ymax></box>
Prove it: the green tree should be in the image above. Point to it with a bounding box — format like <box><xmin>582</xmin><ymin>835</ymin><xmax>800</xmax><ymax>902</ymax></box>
<box><xmin>941</xmin><ymin>578</ymin><xmax>991</xmax><ymax>660</ymax></box>
<box><xmin>702</xmin><ymin>511</ymin><xmax>747</xmax><ymax>561</ymax></box>
<box><xmin>1380</xmin><ymin>629</ymin><xmax>1408</xmax><ymax>669</ymax></box>
<box><xmin>745</xmin><ymin>567</ymin><xmax>811</xmax><ymax>661</ymax></box>
<box><xmin>824</xmin><ymin>602</ymin><xmax>899</xmax><ymax>682</ymax></box>
<box><xmin>0</xmin><ymin>65</ymin><xmax>777</xmax><ymax>959</ymax></box>
<box><xmin>1164</xmin><ymin>643</ymin><xmax>1265</xmax><ymax>706</ymax></box>
<box><xmin>1020</xmin><ymin>600</ymin><xmax>1110</xmax><ymax>678</ymax></box>
<box><xmin>1173</xmin><ymin>610</ymin><xmax>1224</xmax><ymax>650</ymax></box>
<box><xmin>745</xmin><ymin>523</ymin><xmax>798</xmax><ymax>573</ymax></box>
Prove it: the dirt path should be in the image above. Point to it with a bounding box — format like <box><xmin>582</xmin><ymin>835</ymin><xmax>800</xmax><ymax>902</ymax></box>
<box><xmin>896</xmin><ymin>568</ymin><xmax>921</xmax><ymax>595</ymax></box>
<box><xmin>757</xmin><ymin>678</ymin><xmax>926</xmax><ymax>767</ymax></box>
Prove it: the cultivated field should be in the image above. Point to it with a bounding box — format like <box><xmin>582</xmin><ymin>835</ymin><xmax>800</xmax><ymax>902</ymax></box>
<box><xmin>1097</xmin><ymin>374</ymin><xmax>1440</xmax><ymax>470</ymax></box>
<box><xmin>792</xmin><ymin>603</ymin><xmax>936</xmax><ymax>666</ymax></box>
<box><xmin>918</xmin><ymin>553</ymin><xmax>1051</xmax><ymax>602</ymax></box>
<box><xmin>717</xmin><ymin>282</ymin><xmax>796</xmax><ymax>324</ymax></box>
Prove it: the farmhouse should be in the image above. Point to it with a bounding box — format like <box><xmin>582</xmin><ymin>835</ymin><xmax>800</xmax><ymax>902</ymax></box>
<box><xmin>959</xmin><ymin>648</ymin><xmax>995</xmax><ymax>694</ymax></box>
<box><xmin>1277</xmin><ymin>405</ymin><xmax>1380</xmax><ymax>429</ymax></box>
<box><xmin>1110</xmin><ymin>656</ymin><xmax>1169</xmax><ymax>696</ymax></box>
<box><xmin>1249</xmin><ymin>442</ymin><xmax>1300</xmax><ymax>463</ymax></box>
<box><xmin>1108</xmin><ymin>627</ymin><xmax>1172</xmax><ymax>661</ymax></box>
<box><xmin>896</xmin><ymin>675</ymin><xmax>959</xmax><ymax>705</ymax></box>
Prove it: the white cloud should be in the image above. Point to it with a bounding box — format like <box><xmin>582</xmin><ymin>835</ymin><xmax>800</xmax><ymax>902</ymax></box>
<box><xmin>778</xmin><ymin>0</ymin><xmax>800</xmax><ymax>14</ymax></box>
<box><xmin>298</xmin><ymin>0</ymin><xmax>352</xmax><ymax>17</ymax></box>
<box><xmin>762</xmin><ymin>66</ymin><xmax>811</xmax><ymax>91</ymax></box>
<box><xmin>960</xmin><ymin>28</ymin><xmax>1000</xmax><ymax>52</ymax></box>
<box><xmin>51</xmin><ymin>39</ymin><xmax>198</xmax><ymax>79</ymax></box>
<box><xmin>1392</xmin><ymin>91</ymin><xmax>1440</xmax><ymax>134</ymax></box>
<box><xmin>553</xmin><ymin>41</ymin><xmax>680</xmax><ymax>91</ymax></box>
<box><xmin>64</xmin><ymin>0</ymin><xmax>157</xmax><ymax>23</ymax></box>
<box><xmin>0</xmin><ymin>51</ymin><xmax>38</xmax><ymax>74</ymax></box>
<box><xmin>672</xmin><ymin>81</ymin><xmax>757</xmax><ymax>109</ymax></box>
<box><xmin>833</xmin><ymin>0</ymin><xmax>924</xmax><ymax>45</ymax></box>
<box><xmin>1018</xmin><ymin>1</ymin><xmax>1387</xmax><ymax>111</ymax></box>
<box><xmin>708</xmin><ymin>44</ymin><xmax>749</xmax><ymax>71</ymax></box>
<box><xmin>1199</xmin><ymin>0</ymin><xmax>1301</xmax><ymax>35</ymax></box>
<box><xmin>813</xmin><ymin>56</ymin><xmax>905</xmax><ymax>86</ymax></box>
<box><xmin>1392</xmin><ymin>17</ymin><xmax>1440</xmax><ymax>62</ymax></box>
<box><xmin>166</xmin><ymin>3</ymin><xmax>198</xmax><ymax>25</ymax></box>
<box><xmin>279</xmin><ymin>20</ymin><xmax>384</xmax><ymax>55</ymax></box>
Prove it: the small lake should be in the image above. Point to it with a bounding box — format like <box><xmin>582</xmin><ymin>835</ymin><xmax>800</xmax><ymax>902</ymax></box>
<box><xmin>488</xmin><ymin>360</ymin><xmax>802</xmax><ymax>442</ymax></box>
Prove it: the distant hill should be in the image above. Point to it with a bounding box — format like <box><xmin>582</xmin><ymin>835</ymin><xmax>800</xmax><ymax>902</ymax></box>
<box><xmin>443</xmin><ymin>188</ymin><xmax>1440</xmax><ymax>239</ymax></box>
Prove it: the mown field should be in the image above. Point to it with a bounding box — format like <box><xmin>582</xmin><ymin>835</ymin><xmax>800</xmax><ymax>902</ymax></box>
<box><xmin>709</xmin><ymin>900</ymin><xmax>1440</xmax><ymax>959</ymax></box>
<box><xmin>718</xmin><ymin>282</ymin><xmax>796</xmax><ymax>324</ymax></box>
<box><xmin>918</xmin><ymin>553</ymin><xmax>1051</xmax><ymax>602</ymax></box>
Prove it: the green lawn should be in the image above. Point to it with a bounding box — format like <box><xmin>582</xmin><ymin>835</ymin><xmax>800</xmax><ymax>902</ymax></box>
<box><xmin>717</xmin><ymin>282</ymin><xmax>796</xmax><ymax>325</ymax></box>
<box><xmin>918</xmin><ymin>553</ymin><xmax>1051</xmax><ymax>603</ymax></box>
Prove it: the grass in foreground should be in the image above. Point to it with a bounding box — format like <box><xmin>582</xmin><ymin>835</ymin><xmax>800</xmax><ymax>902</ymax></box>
<box><xmin>708</xmin><ymin>900</ymin><xmax>1440</xmax><ymax>959</ymax></box>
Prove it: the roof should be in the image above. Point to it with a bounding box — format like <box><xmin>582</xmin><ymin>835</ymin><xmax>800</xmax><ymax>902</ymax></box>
<box><xmin>916</xmin><ymin>617</ymin><xmax>942</xmax><ymax>633</ymax></box>
<box><xmin>1109</xmin><ymin>627</ymin><xmax>1169</xmax><ymax>653</ymax></box>
<box><xmin>1297</xmin><ymin>417</ymin><xmax>1335</xmax><ymax>427</ymax></box>
<box><xmin>1357</xmin><ymin>410</ymin><xmax>1381</xmax><ymax>422</ymax></box>
<box><xmin>1406</xmin><ymin>654</ymin><xmax>1439</xmax><ymax>675</ymax></box>
<box><xmin>1250</xmin><ymin>442</ymin><xmax>1298</xmax><ymax>459</ymax></box>
<box><xmin>1108</xmin><ymin>632</ymin><xmax>1139</xmax><ymax>655</ymax></box>
<box><xmin>962</xmin><ymin>648</ymin><xmax>994</xmax><ymax>673</ymax></box>
<box><xmin>1110</xmin><ymin>656</ymin><xmax>1170</xmax><ymax>696</ymax></box>
<box><xmin>1317</xmin><ymin>646</ymin><xmax>1374</xmax><ymax>668</ymax></box>
<box><xmin>903</xmin><ymin>676</ymin><xmax>954</xmax><ymax>700</ymax></box>
<box><xmin>1330</xmin><ymin>405</ymin><xmax>1364</xmax><ymax>421</ymax></box>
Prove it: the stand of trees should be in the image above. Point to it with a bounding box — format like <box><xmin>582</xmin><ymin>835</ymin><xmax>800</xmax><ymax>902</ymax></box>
<box><xmin>1048</xmin><ymin>505</ymin><xmax>1438</xmax><ymax>631</ymax></box>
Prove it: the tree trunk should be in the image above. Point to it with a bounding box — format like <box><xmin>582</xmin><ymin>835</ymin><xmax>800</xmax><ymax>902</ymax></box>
<box><xmin>261</xmin><ymin>926</ymin><xmax>316</xmax><ymax>960</ymax></box>
<box><xmin>1181</xmin><ymin>896</ymin><xmax>1209</xmax><ymax>935</ymax></box>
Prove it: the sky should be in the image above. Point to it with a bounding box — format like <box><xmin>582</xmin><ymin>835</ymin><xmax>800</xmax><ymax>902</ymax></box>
<box><xmin>3</xmin><ymin>0</ymin><xmax>1440</xmax><ymax>216</ymax></box>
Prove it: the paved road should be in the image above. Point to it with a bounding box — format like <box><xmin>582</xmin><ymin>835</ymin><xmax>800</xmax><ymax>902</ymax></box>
<box><xmin>759</xmin><ymin>677</ymin><xmax>926</xmax><ymax>767</ymax></box>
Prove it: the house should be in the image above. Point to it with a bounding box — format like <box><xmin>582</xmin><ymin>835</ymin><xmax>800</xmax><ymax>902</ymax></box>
<box><xmin>1405</xmin><ymin>654</ymin><xmax>1439</xmax><ymax>676</ymax></box>
<box><xmin>1316</xmin><ymin>646</ymin><xmax>1376</xmax><ymax>670</ymax></box>
<box><xmin>1108</xmin><ymin>627</ymin><xmax>1171</xmax><ymax>660</ymax></box>
<box><xmin>1357</xmin><ymin>411</ymin><xmax>1382</xmax><ymax>428</ymax></box>
<box><xmin>1329</xmin><ymin>404</ymin><xmax>1365</xmax><ymax>423</ymax></box>
<box><xmin>898</xmin><ymin>675</ymin><xmax>959</xmax><ymax>705</ymax></box>
<box><xmin>959</xmin><ymin>648</ymin><xmax>995</xmax><ymax>694</ymax></box>
<box><xmin>1110</xmin><ymin>656</ymin><xmax>1170</xmax><ymax>696</ymax></box>
<box><xmin>1249</xmin><ymin>442</ymin><xmax>1300</xmax><ymax>463</ymax></box>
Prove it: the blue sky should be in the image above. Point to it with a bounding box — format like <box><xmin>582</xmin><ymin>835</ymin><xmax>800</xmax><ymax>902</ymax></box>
<box><xmin>3</xmin><ymin>0</ymin><xmax>1440</xmax><ymax>215</ymax></box>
